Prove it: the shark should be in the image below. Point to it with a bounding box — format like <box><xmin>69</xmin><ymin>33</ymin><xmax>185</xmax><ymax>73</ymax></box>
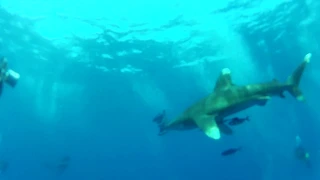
<box><xmin>153</xmin><ymin>53</ymin><xmax>311</xmax><ymax>140</ymax></box>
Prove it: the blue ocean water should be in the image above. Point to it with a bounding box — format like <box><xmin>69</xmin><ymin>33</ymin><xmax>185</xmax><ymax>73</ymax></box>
<box><xmin>0</xmin><ymin>0</ymin><xmax>319</xmax><ymax>180</ymax></box>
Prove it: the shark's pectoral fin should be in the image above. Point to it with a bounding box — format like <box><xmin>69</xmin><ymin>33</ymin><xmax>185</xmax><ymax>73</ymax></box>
<box><xmin>217</xmin><ymin>123</ymin><xmax>233</xmax><ymax>135</ymax></box>
<box><xmin>195</xmin><ymin>115</ymin><xmax>221</xmax><ymax>140</ymax></box>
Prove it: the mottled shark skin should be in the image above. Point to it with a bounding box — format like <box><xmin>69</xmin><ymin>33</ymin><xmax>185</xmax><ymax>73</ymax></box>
<box><xmin>156</xmin><ymin>53</ymin><xmax>311</xmax><ymax>140</ymax></box>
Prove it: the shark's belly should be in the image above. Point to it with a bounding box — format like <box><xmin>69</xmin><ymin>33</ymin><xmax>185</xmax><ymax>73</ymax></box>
<box><xmin>170</xmin><ymin>119</ymin><xmax>198</xmax><ymax>131</ymax></box>
<box><xmin>206</xmin><ymin>94</ymin><xmax>267</xmax><ymax>117</ymax></box>
<box><xmin>219</xmin><ymin>97</ymin><xmax>265</xmax><ymax>117</ymax></box>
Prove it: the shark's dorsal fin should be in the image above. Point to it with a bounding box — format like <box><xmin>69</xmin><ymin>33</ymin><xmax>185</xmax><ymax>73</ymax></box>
<box><xmin>214</xmin><ymin>68</ymin><xmax>233</xmax><ymax>92</ymax></box>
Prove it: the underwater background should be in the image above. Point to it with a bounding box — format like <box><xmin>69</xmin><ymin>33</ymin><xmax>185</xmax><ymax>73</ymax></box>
<box><xmin>0</xmin><ymin>0</ymin><xmax>319</xmax><ymax>179</ymax></box>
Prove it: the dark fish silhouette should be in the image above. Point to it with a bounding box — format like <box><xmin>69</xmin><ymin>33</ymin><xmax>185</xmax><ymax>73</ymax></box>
<box><xmin>43</xmin><ymin>156</ymin><xmax>70</xmax><ymax>175</ymax></box>
<box><xmin>225</xmin><ymin>116</ymin><xmax>249</xmax><ymax>126</ymax></box>
<box><xmin>56</xmin><ymin>156</ymin><xmax>70</xmax><ymax>175</ymax></box>
<box><xmin>295</xmin><ymin>135</ymin><xmax>311</xmax><ymax>168</ymax></box>
<box><xmin>221</xmin><ymin>147</ymin><xmax>241</xmax><ymax>156</ymax></box>
<box><xmin>153</xmin><ymin>110</ymin><xmax>166</xmax><ymax>124</ymax></box>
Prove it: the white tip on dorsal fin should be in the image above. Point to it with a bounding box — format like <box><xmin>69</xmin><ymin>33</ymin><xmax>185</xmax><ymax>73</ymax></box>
<box><xmin>222</xmin><ymin>68</ymin><xmax>231</xmax><ymax>75</ymax></box>
<box><xmin>213</xmin><ymin>68</ymin><xmax>233</xmax><ymax>91</ymax></box>
<box><xmin>304</xmin><ymin>53</ymin><xmax>311</xmax><ymax>63</ymax></box>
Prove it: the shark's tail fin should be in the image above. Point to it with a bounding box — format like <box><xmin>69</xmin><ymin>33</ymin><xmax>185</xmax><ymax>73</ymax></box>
<box><xmin>286</xmin><ymin>53</ymin><xmax>311</xmax><ymax>101</ymax></box>
<box><xmin>152</xmin><ymin>110</ymin><xmax>168</xmax><ymax>136</ymax></box>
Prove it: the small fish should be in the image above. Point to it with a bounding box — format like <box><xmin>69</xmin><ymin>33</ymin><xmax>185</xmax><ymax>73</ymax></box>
<box><xmin>221</xmin><ymin>147</ymin><xmax>241</xmax><ymax>156</ymax></box>
<box><xmin>42</xmin><ymin>156</ymin><xmax>70</xmax><ymax>175</ymax></box>
<box><xmin>153</xmin><ymin>110</ymin><xmax>166</xmax><ymax>124</ymax></box>
<box><xmin>56</xmin><ymin>156</ymin><xmax>70</xmax><ymax>175</ymax></box>
<box><xmin>227</xmin><ymin>116</ymin><xmax>249</xmax><ymax>126</ymax></box>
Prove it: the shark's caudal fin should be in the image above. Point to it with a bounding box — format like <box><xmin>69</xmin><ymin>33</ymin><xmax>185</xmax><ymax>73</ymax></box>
<box><xmin>286</xmin><ymin>53</ymin><xmax>311</xmax><ymax>101</ymax></box>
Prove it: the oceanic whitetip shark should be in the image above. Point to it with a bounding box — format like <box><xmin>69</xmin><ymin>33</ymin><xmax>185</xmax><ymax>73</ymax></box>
<box><xmin>153</xmin><ymin>53</ymin><xmax>311</xmax><ymax>140</ymax></box>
